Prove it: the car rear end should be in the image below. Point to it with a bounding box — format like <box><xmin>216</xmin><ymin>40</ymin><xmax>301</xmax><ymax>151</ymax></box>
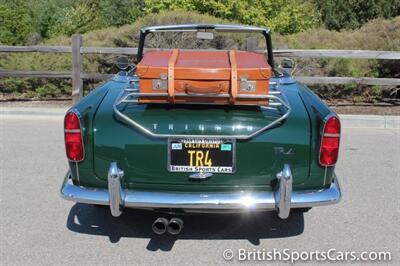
<box><xmin>60</xmin><ymin>75</ymin><xmax>341</xmax><ymax>219</ymax></box>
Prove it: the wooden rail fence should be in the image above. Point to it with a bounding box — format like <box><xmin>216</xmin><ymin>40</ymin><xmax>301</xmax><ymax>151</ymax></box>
<box><xmin>1</xmin><ymin>35</ymin><xmax>399</xmax><ymax>103</ymax></box>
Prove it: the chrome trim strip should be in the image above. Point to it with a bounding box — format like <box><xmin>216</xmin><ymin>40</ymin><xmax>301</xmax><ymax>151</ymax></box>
<box><xmin>323</xmin><ymin>166</ymin><xmax>328</xmax><ymax>187</ymax></box>
<box><xmin>323</xmin><ymin>133</ymin><xmax>340</xmax><ymax>137</ymax></box>
<box><xmin>64</xmin><ymin>129</ymin><xmax>81</xmax><ymax>133</ymax></box>
<box><xmin>113</xmin><ymin>89</ymin><xmax>291</xmax><ymax>140</ymax></box>
<box><xmin>75</xmin><ymin>162</ymin><xmax>80</xmax><ymax>184</ymax></box>
<box><xmin>60</xmin><ymin>173</ymin><xmax>341</xmax><ymax>212</ymax></box>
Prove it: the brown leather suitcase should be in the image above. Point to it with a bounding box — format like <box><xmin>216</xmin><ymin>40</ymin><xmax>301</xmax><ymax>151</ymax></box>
<box><xmin>136</xmin><ymin>49</ymin><xmax>272</xmax><ymax>105</ymax></box>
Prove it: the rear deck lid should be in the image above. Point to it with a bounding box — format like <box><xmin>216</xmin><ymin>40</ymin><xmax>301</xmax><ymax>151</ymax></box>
<box><xmin>92</xmin><ymin>85</ymin><xmax>311</xmax><ymax>191</ymax></box>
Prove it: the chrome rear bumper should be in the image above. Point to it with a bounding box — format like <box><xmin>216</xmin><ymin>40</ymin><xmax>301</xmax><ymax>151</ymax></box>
<box><xmin>60</xmin><ymin>163</ymin><xmax>341</xmax><ymax>219</ymax></box>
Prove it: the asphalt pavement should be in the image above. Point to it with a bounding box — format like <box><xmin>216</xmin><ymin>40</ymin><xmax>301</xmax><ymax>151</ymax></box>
<box><xmin>0</xmin><ymin>117</ymin><xmax>399</xmax><ymax>265</ymax></box>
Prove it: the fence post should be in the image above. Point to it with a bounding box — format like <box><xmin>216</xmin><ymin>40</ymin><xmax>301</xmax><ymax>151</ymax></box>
<box><xmin>246</xmin><ymin>37</ymin><xmax>257</xmax><ymax>51</ymax></box>
<box><xmin>71</xmin><ymin>34</ymin><xmax>83</xmax><ymax>104</ymax></box>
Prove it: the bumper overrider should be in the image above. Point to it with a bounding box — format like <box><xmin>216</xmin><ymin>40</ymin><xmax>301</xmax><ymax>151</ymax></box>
<box><xmin>60</xmin><ymin>163</ymin><xmax>341</xmax><ymax>219</ymax></box>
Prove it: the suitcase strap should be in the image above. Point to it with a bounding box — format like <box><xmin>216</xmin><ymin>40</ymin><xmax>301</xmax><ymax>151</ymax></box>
<box><xmin>168</xmin><ymin>49</ymin><xmax>179</xmax><ymax>103</ymax></box>
<box><xmin>229</xmin><ymin>50</ymin><xmax>238</xmax><ymax>104</ymax></box>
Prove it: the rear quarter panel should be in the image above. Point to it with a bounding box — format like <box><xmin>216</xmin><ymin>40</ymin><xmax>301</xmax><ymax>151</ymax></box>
<box><xmin>297</xmin><ymin>83</ymin><xmax>337</xmax><ymax>189</ymax></box>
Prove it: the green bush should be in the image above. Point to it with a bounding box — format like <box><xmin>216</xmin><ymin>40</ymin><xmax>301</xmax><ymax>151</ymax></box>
<box><xmin>35</xmin><ymin>84</ymin><xmax>62</xmax><ymax>98</ymax></box>
<box><xmin>0</xmin><ymin>77</ymin><xmax>71</xmax><ymax>99</ymax></box>
<box><xmin>0</xmin><ymin>3</ymin><xmax>35</xmax><ymax>45</ymax></box>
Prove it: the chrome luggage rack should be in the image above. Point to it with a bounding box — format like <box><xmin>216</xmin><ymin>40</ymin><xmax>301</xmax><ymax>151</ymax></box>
<box><xmin>113</xmin><ymin>83</ymin><xmax>291</xmax><ymax>140</ymax></box>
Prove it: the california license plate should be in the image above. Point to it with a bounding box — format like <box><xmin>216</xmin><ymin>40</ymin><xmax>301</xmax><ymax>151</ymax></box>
<box><xmin>168</xmin><ymin>138</ymin><xmax>235</xmax><ymax>173</ymax></box>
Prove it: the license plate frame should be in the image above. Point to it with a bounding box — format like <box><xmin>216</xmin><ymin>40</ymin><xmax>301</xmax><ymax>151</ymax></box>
<box><xmin>167</xmin><ymin>138</ymin><xmax>236</xmax><ymax>173</ymax></box>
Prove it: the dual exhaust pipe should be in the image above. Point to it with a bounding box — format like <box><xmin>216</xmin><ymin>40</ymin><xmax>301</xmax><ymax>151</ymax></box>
<box><xmin>152</xmin><ymin>217</ymin><xmax>183</xmax><ymax>235</ymax></box>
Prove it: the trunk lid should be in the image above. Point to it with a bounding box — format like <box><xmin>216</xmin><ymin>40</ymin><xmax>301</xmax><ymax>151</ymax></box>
<box><xmin>92</xmin><ymin>84</ymin><xmax>310</xmax><ymax>191</ymax></box>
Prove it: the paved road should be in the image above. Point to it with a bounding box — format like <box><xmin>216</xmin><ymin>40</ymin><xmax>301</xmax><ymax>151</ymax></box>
<box><xmin>1</xmin><ymin>118</ymin><xmax>399</xmax><ymax>265</ymax></box>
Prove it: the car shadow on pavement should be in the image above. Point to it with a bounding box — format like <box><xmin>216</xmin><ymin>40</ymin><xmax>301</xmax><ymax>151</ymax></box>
<box><xmin>66</xmin><ymin>203</ymin><xmax>304</xmax><ymax>251</ymax></box>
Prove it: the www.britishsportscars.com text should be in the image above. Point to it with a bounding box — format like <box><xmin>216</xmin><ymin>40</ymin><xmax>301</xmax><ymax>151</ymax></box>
<box><xmin>222</xmin><ymin>248</ymin><xmax>392</xmax><ymax>263</ymax></box>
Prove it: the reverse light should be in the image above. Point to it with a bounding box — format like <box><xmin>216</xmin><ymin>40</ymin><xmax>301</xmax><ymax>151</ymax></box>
<box><xmin>319</xmin><ymin>115</ymin><xmax>341</xmax><ymax>166</ymax></box>
<box><xmin>64</xmin><ymin>111</ymin><xmax>84</xmax><ymax>162</ymax></box>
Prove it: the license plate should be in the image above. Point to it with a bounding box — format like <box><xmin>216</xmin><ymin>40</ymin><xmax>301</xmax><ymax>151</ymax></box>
<box><xmin>168</xmin><ymin>138</ymin><xmax>235</xmax><ymax>173</ymax></box>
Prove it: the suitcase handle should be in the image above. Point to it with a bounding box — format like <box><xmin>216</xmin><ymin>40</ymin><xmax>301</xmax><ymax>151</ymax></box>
<box><xmin>184</xmin><ymin>83</ymin><xmax>224</xmax><ymax>95</ymax></box>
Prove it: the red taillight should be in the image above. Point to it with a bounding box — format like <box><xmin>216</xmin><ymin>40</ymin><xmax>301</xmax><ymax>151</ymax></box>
<box><xmin>319</xmin><ymin>115</ymin><xmax>340</xmax><ymax>166</ymax></box>
<box><xmin>64</xmin><ymin>112</ymin><xmax>84</xmax><ymax>161</ymax></box>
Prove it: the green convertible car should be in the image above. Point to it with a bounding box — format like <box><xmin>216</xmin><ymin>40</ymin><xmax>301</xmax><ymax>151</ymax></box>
<box><xmin>60</xmin><ymin>24</ymin><xmax>341</xmax><ymax>235</ymax></box>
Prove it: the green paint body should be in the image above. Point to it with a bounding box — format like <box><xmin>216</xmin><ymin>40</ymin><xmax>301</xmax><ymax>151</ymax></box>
<box><xmin>68</xmin><ymin>73</ymin><xmax>336</xmax><ymax>193</ymax></box>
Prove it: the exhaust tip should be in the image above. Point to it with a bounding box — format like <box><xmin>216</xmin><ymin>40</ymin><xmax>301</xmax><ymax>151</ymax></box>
<box><xmin>167</xmin><ymin>217</ymin><xmax>183</xmax><ymax>235</ymax></box>
<box><xmin>152</xmin><ymin>217</ymin><xmax>168</xmax><ymax>235</ymax></box>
